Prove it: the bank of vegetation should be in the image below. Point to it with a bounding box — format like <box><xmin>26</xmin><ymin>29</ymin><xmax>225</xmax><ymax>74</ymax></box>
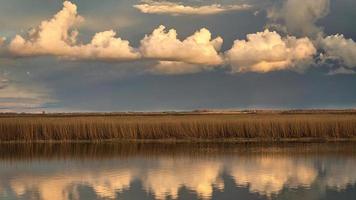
<box><xmin>0</xmin><ymin>113</ymin><xmax>355</xmax><ymax>141</ymax></box>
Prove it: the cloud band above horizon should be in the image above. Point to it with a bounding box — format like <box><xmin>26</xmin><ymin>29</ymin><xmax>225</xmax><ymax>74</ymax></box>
<box><xmin>1</xmin><ymin>0</ymin><xmax>356</xmax><ymax>75</ymax></box>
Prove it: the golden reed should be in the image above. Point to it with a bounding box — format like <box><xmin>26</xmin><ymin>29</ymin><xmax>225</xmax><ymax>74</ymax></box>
<box><xmin>0</xmin><ymin>114</ymin><xmax>355</xmax><ymax>141</ymax></box>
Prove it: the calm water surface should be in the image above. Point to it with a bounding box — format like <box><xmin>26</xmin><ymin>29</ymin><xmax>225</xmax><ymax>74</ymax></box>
<box><xmin>0</xmin><ymin>142</ymin><xmax>355</xmax><ymax>200</ymax></box>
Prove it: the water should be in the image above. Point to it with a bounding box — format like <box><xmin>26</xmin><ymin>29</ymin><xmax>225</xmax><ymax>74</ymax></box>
<box><xmin>0</xmin><ymin>142</ymin><xmax>355</xmax><ymax>200</ymax></box>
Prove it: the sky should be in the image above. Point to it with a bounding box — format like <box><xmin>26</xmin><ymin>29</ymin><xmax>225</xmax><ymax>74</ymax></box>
<box><xmin>0</xmin><ymin>0</ymin><xmax>355</xmax><ymax>112</ymax></box>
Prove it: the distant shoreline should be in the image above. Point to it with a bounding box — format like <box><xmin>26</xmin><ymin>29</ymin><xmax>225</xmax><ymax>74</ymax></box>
<box><xmin>1</xmin><ymin>138</ymin><xmax>356</xmax><ymax>144</ymax></box>
<box><xmin>1</xmin><ymin>109</ymin><xmax>356</xmax><ymax>117</ymax></box>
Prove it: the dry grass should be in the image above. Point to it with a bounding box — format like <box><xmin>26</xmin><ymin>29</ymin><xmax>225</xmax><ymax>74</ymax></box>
<box><xmin>0</xmin><ymin>114</ymin><xmax>355</xmax><ymax>141</ymax></box>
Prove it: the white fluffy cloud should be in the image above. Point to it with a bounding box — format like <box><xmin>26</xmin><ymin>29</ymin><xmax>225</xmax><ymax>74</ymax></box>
<box><xmin>225</xmin><ymin>30</ymin><xmax>317</xmax><ymax>73</ymax></box>
<box><xmin>9</xmin><ymin>1</ymin><xmax>82</xmax><ymax>57</ymax></box>
<box><xmin>320</xmin><ymin>34</ymin><xmax>356</xmax><ymax>68</ymax></box>
<box><xmin>140</xmin><ymin>25</ymin><xmax>223</xmax><ymax>66</ymax></box>
<box><xmin>4</xmin><ymin>0</ymin><xmax>350</xmax><ymax>75</ymax></box>
<box><xmin>134</xmin><ymin>1</ymin><xmax>251</xmax><ymax>16</ymax></box>
<box><xmin>73</xmin><ymin>30</ymin><xmax>140</xmax><ymax>60</ymax></box>
<box><xmin>9</xmin><ymin>1</ymin><xmax>140</xmax><ymax>61</ymax></box>
<box><xmin>267</xmin><ymin>0</ymin><xmax>330</xmax><ymax>37</ymax></box>
<box><xmin>140</xmin><ymin>25</ymin><xmax>224</xmax><ymax>74</ymax></box>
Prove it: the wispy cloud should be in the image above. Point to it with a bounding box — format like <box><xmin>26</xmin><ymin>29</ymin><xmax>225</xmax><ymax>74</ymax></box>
<box><xmin>0</xmin><ymin>76</ymin><xmax>52</xmax><ymax>111</ymax></box>
<box><xmin>134</xmin><ymin>0</ymin><xmax>251</xmax><ymax>16</ymax></box>
<box><xmin>327</xmin><ymin>67</ymin><xmax>356</xmax><ymax>75</ymax></box>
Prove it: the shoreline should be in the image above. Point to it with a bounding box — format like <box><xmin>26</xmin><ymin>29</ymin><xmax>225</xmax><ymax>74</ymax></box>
<box><xmin>2</xmin><ymin>137</ymin><xmax>356</xmax><ymax>144</ymax></box>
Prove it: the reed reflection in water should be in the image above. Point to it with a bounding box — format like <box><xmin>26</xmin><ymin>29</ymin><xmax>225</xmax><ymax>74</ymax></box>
<box><xmin>0</xmin><ymin>142</ymin><xmax>355</xmax><ymax>200</ymax></box>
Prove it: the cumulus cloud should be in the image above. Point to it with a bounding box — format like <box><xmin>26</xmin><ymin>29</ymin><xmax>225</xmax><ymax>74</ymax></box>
<box><xmin>225</xmin><ymin>30</ymin><xmax>317</xmax><ymax>73</ymax></box>
<box><xmin>320</xmin><ymin>34</ymin><xmax>356</xmax><ymax>68</ymax></box>
<box><xmin>140</xmin><ymin>25</ymin><xmax>223</xmax><ymax>66</ymax></box>
<box><xmin>9</xmin><ymin>1</ymin><xmax>82</xmax><ymax>57</ymax></box>
<box><xmin>9</xmin><ymin>1</ymin><xmax>139</xmax><ymax>61</ymax></box>
<box><xmin>267</xmin><ymin>0</ymin><xmax>330</xmax><ymax>37</ymax></box>
<box><xmin>4</xmin><ymin>0</ymin><xmax>348</xmax><ymax>75</ymax></box>
<box><xmin>266</xmin><ymin>0</ymin><xmax>356</xmax><ymax>75</ymax></box>
<box><xmin>134</xmin><ymin>0</ymin><xmax>251</xmax><ymax>16</ymax></box>
<box><xmin>73</xmin><ymin>30</ymin><xmax>140</xmax><ymax>60</ymax></box>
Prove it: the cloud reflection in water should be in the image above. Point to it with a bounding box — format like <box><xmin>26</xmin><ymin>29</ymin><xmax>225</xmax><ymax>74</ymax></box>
<box><xmin>0</xmin><ymin>143</ymin><xmax>355</xmax><ymax>200</ymax></box>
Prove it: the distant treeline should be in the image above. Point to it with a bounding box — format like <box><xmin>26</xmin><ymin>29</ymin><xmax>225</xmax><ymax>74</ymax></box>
<box><xmin>0</xmin><ymin>114</ymin><xmax>355</xmax><ymax>141</ymax></box>
<box><xmin>0</xmin><ymin>109</ymin><xmax>356</xmax><ymax>118</ymax></box>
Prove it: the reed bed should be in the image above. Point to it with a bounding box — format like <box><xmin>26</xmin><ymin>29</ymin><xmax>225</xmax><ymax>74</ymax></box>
<box><xmin>0</xmin><ymin>114</ymin><xmax>355</xmax><ymax>141</ymax></box>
